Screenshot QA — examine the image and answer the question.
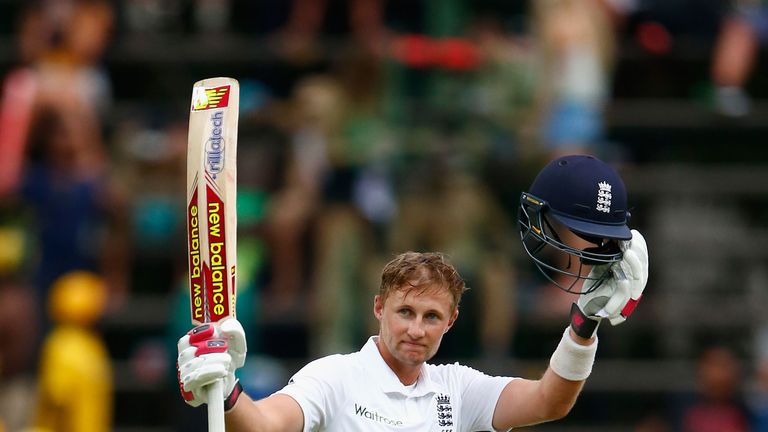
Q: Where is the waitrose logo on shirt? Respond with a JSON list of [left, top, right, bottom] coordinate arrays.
[[354, 404, 404, 426]]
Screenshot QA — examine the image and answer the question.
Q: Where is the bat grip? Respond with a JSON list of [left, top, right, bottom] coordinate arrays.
[[207, 379, 226, 432]]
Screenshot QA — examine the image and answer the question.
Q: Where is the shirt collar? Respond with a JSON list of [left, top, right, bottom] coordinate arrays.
[[360, 336, 441, 397]]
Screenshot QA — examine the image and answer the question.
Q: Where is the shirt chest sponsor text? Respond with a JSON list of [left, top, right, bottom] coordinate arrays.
[[350, 393, 455, 431], [354, 404, 404, 427]]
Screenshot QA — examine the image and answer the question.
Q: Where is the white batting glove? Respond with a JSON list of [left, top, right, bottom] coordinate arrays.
[[578, 229, 649, 326], [177, 317, 247, 407]]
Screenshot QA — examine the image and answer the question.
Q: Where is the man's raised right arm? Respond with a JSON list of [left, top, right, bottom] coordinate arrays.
[[176, 318, 304, 432], [225, 392, 304, 432]]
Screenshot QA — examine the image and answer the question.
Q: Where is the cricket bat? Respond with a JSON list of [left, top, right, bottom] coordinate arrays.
[[186, 77, 239, 431]]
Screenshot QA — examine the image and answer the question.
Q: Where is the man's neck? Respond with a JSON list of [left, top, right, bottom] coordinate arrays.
[[374, 337, 421, 386]]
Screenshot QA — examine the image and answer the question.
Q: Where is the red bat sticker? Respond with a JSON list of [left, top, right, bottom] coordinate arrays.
[[192, 85, 231, 111]]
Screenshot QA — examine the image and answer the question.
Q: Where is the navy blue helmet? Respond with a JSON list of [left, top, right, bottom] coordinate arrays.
[[518, 155, 631, 293]]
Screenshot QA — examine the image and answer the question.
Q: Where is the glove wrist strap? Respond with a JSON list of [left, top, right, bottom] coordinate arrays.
[[570, 303, 600, 339], [224, 380, 243, 412]]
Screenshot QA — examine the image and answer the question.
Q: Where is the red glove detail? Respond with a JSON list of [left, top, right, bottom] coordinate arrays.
[[177, 362, 195, 402], [188, 323, 215, 342], [187, 324, 228, 356], [620, 295, 642, 318]]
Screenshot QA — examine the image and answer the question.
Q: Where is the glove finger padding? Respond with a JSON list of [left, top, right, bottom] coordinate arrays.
[[179, 353, 233, 403], [599, 276, 631, 319], [621, 249, 645, 294], [607, 230, 649, 325], [621, 229, 649, 288], [180, 354, 230, 383], [218, 318, 247, 368]]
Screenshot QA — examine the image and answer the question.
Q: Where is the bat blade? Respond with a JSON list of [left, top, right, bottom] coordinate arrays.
[[186, 77, 239, 326]]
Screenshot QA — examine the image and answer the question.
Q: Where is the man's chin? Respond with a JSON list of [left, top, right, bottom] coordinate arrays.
[[398, 348, 434, 365], [398, 354, 426, 366]]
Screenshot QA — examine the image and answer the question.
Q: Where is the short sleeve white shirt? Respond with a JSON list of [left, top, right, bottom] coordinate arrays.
[[276, 336, 515, 432]]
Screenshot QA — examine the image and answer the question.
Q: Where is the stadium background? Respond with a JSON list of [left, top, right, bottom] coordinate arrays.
[[1, 0, 768, 431]]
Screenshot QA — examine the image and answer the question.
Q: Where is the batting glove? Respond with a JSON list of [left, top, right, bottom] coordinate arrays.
[[571, 229, 649, 338], [177, 317, 247, 408]]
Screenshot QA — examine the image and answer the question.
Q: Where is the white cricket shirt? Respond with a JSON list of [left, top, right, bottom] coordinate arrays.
[[276, 336, 515, 432]]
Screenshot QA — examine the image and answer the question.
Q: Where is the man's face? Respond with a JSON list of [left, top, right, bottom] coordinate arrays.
[[374, 285, 458, 369]]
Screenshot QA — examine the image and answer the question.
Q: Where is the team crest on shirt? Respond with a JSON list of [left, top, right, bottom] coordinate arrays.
[[435, 393, 453, 431]]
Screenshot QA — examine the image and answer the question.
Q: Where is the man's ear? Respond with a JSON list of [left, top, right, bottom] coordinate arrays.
[[374, 295, 383, 319], [445, 308, 459, 333]]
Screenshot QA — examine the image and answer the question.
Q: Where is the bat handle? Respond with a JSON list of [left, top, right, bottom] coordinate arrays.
[[207, 379, 226, 432]]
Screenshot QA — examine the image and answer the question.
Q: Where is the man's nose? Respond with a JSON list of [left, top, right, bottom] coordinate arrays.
[[407, 318, 426, 338]]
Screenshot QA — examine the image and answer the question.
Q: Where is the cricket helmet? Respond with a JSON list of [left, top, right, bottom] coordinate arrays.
[[518, 155, 631, 293]]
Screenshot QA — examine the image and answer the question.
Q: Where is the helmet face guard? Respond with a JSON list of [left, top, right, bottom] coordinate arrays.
[[518, 192, 623, 294]]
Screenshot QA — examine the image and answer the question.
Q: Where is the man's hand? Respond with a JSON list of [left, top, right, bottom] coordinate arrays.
[[580, 229, 649, 322], [571, 229, 649, 337], [177, 317, 247, 407]]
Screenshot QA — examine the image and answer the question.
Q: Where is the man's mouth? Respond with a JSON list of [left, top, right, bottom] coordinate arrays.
[[401, 341, 425, 349]]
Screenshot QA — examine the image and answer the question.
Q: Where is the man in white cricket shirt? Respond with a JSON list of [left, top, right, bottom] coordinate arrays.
[[177, 155, 649, 431]]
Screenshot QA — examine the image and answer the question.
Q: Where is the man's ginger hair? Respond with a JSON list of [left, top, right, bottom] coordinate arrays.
[[379, 252, 468, 312]]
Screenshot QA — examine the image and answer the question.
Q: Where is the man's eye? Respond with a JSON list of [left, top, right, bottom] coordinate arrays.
[[398, 309, 411, 316], [426, 313, 439, 320]]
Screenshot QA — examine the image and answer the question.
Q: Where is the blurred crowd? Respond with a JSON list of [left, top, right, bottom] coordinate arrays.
[[0, 0, 767, 431]]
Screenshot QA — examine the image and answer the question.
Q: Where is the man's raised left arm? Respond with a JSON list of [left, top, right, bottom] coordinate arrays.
[[491, 229, 649, 430]]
